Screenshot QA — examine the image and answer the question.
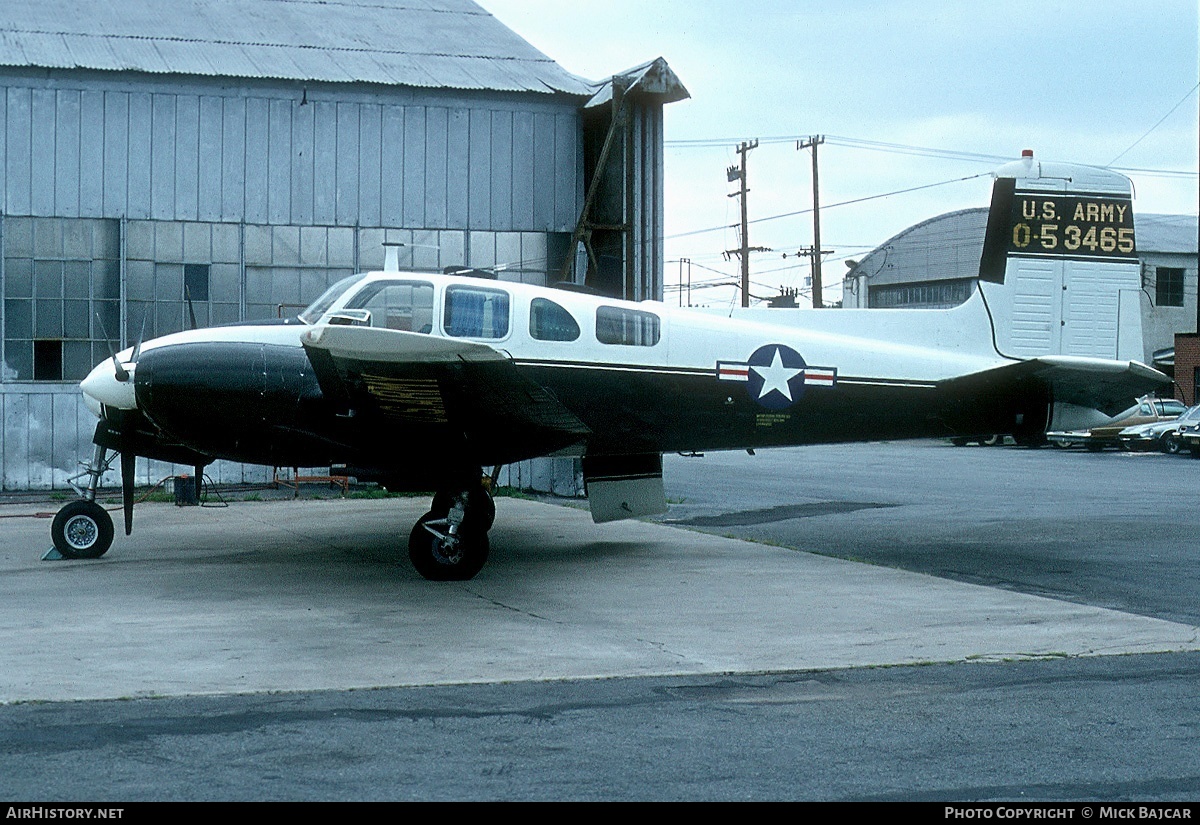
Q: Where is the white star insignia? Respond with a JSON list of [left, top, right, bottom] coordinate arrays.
[[751, 347, 804, 402]]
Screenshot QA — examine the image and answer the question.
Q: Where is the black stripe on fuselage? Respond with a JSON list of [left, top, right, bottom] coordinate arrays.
[[131, 340, 1019, 474]]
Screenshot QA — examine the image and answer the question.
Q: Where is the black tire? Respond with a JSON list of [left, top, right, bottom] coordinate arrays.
[[1162, 434, 1183, 455], [51, 500, 114, 559], [408, 512, 489, 581], [949, 437, 970, 447]]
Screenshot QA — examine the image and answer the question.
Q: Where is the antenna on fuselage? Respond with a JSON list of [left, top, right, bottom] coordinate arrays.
[[382, 242, 403, 272]]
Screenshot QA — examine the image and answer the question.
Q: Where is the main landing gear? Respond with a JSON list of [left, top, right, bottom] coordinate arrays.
[[408, 479, 496, 581], [51, 444, 117, 559]]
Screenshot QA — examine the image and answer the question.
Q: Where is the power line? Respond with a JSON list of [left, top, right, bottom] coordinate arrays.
[[1109, 83, 1200, 166], [665, 172, 991, 240], [664, 133, 1196, 178]]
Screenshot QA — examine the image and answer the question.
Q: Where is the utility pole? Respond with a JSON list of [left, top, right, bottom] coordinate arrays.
[[797, 135, 825, 308], [728, 141, 754, 307], [678, 257, 692, 307], [727, 140, 760, 307]]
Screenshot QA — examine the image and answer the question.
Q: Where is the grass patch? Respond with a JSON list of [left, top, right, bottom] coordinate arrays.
[[491, 486, 535, 500]]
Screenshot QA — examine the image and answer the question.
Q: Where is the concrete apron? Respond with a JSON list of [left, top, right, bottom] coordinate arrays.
[[1, 497, 1197, 703]]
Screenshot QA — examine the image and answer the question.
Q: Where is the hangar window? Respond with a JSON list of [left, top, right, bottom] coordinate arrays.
[[33, 340, 63, 381], [184, 264, 210, 302], [596, 306, 660, 347], [1156, 267, 1184, 308], [530, 298, 580, 342], [2, 217, 119, 381], [444, 286, 510, 339]]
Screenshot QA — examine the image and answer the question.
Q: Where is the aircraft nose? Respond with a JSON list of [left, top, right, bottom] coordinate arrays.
[[80, 356, 138, 416]]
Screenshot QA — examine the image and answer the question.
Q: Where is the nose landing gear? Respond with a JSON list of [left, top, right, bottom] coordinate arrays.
[[51, 444, 117, 559]]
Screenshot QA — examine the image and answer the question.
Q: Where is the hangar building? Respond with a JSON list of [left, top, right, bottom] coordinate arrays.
[[842, 206, 1198, 371], [0, 0, 686, 491]]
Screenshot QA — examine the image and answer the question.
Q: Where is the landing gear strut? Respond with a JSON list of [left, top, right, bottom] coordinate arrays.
[[408, 480, 494, 581], [52, 444, 116, 559]]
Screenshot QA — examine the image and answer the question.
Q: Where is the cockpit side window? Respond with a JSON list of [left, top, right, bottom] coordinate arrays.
[[530, 298, 580, 342], [347, 281, 435, 333], [299, 273, 368, 324], [445, 285, 510, 339]]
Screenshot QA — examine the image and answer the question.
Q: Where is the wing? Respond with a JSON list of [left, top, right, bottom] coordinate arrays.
[[301, 324, 590, 464]]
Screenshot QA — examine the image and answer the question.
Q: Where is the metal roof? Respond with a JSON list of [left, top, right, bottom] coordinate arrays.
[[1138, 213, 1199, 255], [0, 0, 595, 95], [584, 58, 690, 109]]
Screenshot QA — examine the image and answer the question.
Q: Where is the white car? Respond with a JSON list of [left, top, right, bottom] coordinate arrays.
[[1117, 404, 1200, 454]]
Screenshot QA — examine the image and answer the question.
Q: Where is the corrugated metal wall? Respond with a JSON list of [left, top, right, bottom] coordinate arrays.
[[1, 72, 582, 231], [629, 103, 664, 303], [0, 69, 586, 491]]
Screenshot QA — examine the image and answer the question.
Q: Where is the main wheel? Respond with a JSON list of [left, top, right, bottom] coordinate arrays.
[[408, 512, 489, 581], [1162, 434, 1183, 455], [51, 500, 114, 559]]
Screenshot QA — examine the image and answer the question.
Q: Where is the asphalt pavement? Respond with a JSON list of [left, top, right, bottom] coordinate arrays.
[[1, 459, 1197, 704]]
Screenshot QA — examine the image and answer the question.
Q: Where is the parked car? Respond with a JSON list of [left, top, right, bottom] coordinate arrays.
[[1177, 419, 1200, 457], [1047, 396, 1188, 450], [1117, 404, 1200, 453]]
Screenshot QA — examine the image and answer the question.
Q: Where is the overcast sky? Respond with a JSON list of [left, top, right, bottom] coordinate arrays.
[[483, 0, 1199, 306]]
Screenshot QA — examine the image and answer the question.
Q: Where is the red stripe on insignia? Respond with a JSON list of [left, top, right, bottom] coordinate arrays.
[[717, 363, 750, 381]]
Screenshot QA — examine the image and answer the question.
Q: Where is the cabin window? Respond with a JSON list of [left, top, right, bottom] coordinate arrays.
[[444, 286, 510, 339], [596, 306, 660, 347], [530, 298, 580, 342], [348, 281, 435, 333]]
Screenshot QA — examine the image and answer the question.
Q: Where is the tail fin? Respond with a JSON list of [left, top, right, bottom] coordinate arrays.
[[976, 152, 1142, 362]]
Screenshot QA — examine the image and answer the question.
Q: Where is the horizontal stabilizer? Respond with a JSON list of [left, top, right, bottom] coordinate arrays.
[[944, 355, 1171, 419]]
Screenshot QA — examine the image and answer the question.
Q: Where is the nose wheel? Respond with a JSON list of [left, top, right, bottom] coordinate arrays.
[[408, 483, 493, 581], [50, 500, 115, 560]]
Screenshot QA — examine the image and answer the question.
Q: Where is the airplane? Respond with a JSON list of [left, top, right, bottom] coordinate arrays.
[[53, 159, 1171, 580]]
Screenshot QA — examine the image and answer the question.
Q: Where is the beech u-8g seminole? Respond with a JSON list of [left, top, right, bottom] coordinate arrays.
[[55, 155, 1170, 579]]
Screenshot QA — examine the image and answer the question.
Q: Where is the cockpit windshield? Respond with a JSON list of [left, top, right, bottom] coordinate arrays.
[[299, 274, 368, 324]]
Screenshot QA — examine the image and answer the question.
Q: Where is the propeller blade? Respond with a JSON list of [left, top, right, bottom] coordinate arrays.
[[130, 315, 145, 366], [95, 312, 130, 382], [185, 285, 198, 331], [121, 451, 136, 536]]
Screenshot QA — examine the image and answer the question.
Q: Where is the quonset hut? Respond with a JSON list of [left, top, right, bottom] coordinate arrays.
[[0, 0, 687, 491]]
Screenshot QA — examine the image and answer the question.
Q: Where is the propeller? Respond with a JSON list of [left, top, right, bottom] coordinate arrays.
[[95, 312, 129, 382], [121, 450, 136, 536], [185, 285, 198, 331], [121, 316, 146, 383]]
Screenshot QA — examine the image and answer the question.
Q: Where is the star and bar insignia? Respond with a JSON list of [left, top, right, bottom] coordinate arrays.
[[716, 344, 837, 410]]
